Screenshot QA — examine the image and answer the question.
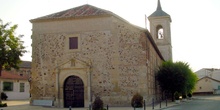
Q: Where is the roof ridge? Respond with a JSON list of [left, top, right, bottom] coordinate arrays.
[[199, 76, 220, 82]]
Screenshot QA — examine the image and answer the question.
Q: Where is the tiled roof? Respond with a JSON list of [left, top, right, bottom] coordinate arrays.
[[19, 61, 31, 68], [149, 9, 170, 17], [30, 4, 114, 22], [0, 71, 29, 80], [198, 76, 220, 83], [148, 0, 171, 21]]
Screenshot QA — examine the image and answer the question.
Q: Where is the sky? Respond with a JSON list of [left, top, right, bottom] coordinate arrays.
[[0, 0, 220, 71]]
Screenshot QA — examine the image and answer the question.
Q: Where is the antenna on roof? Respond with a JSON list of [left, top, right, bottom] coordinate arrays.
[[145, 14, 147, 29]]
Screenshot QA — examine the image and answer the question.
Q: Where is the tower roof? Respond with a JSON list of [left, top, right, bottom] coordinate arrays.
[[149, 0, 171, 19]]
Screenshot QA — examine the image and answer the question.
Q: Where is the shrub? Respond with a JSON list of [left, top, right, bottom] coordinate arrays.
[[92, 96, 104, 110], [182, 94, 187, 99], [187, 93, 192, 98], [131, 93, 143, 108], [1, 92, 8, 100], [0, 103, 7, 107], [174, 92, 179, 100]]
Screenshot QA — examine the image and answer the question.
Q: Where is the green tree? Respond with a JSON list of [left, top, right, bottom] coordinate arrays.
[[175, 62, 198, 95], [156, 61, 197, 101], [0, 19, 26, 103], [185, 69, 198, 94]]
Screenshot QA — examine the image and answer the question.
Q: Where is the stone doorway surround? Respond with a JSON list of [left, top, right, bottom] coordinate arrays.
[[54, 58, 92, 108]]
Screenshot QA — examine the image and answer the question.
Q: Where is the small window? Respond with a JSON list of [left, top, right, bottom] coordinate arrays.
[[69, 37, 78, 49], [218, 86, 220, 90], [3, 82, 13, 91], [20, 83, 25, 92]]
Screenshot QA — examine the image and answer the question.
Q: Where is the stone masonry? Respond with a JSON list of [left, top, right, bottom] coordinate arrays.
[[30, 4, 164, 107]]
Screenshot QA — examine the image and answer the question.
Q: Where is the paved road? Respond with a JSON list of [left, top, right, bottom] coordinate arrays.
[[163, 95, 220, 110], [7, 95, 220, 110], [0, 99, 177, 110]]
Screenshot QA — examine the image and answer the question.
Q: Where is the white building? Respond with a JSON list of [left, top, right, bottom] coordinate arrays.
[[0, 71, 30, 100], [195, 68, 219, 78], [0, 61, 31, 100], [194, 68, 220, 94]]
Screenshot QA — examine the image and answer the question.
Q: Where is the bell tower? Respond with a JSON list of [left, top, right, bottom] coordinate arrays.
[[148, 0, 172, 61]]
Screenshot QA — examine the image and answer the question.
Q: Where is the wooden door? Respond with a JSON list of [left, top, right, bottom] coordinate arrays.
[[64, 76, 84, 108]]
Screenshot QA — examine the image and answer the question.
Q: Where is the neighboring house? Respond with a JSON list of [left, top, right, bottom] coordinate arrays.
[[194, 68, 220, 94], [194, 76, 220, 94], [17, 61, 32, 78], [30, 0, 172, 108], [195, 68, 219, 79], [0, 61, 31, 100]]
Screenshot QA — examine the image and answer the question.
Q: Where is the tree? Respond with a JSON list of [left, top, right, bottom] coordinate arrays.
[[0, 19, 26, 103], [175, 62, 198, 95], [185, 69, 198, 94], [156, 61, 198, 101]]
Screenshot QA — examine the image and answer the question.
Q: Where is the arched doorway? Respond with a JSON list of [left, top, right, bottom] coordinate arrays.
[[63, 75, 84, 108]]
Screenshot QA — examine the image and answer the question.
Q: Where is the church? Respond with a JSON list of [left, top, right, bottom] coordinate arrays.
[[30, 0, 172, 108]]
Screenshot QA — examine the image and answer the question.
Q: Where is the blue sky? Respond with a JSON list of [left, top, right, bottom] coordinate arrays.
[[0, 0, 220, 71]]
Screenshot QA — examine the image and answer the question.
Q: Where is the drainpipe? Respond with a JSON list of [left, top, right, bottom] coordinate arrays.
[[57, 68, 60, 107], [55, 60, 61, 107], [89, 62, 92, 107]]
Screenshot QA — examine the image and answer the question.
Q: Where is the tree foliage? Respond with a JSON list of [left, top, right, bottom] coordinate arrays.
[[0, 19, 26, 76], [156, 61, 198, 101]]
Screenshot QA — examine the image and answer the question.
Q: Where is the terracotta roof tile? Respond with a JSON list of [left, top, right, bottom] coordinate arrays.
[[30, 4, 114, 22], [0, 71, 29, 80]]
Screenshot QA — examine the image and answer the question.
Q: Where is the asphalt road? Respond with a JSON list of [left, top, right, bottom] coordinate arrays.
[[163, 95, 220, 110]]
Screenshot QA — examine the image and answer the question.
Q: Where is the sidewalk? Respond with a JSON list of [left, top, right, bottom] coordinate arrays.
[[0, 99, 178, 110]]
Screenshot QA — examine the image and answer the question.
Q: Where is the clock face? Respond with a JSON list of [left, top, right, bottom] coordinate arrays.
[[157, 28, 164, 39]]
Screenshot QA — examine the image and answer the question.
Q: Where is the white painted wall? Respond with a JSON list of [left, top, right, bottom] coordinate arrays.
[[195, 77, 213, 93], [0, 80, 30, 100], [211, 80, 220, 94], [194, 77, 220, 94]]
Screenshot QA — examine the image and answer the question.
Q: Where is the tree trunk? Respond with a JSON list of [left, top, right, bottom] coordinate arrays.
[[0, 65, 2, 76]]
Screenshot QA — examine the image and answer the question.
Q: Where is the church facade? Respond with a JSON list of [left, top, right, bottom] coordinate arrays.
[[30, 0, 172, 108]]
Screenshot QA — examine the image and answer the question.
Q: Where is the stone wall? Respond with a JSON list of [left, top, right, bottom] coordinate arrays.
[[31, 16, 163, 107]]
